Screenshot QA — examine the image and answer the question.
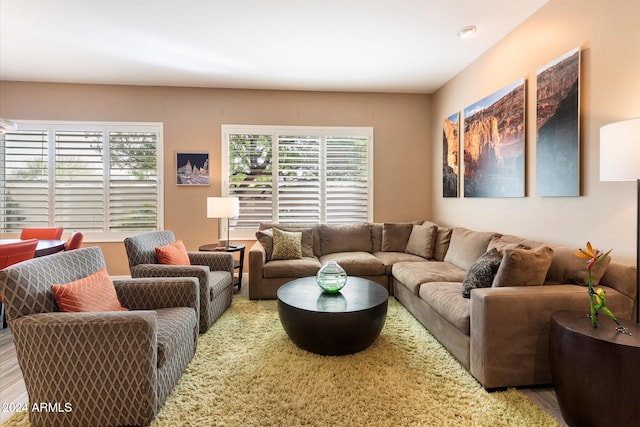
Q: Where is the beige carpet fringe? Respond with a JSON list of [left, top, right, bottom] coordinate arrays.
[[3, 297, 560, 427]]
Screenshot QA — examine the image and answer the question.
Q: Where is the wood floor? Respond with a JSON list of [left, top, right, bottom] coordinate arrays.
[[0, 280, 568, 425]]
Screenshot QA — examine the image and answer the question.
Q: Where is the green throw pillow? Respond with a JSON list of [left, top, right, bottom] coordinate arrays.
[[271, 228, 303, 260]]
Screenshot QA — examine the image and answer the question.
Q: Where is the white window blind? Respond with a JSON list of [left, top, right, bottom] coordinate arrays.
[[223, 125, 373, 239], [228, 133, 273, 230], [0, 121, 163, 241]]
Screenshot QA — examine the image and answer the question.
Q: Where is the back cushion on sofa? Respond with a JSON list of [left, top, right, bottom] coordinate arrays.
[[405, 221, 438, 259], [256, 228, 314, 260], [259, 223, 319, 256], [492, 246, 554, 287], [382, 222, 416, 252], [443, 227, 497, 271], [320, 223, 372, 255], [545, 246, 611, 286], [433, 227, 452, 261]]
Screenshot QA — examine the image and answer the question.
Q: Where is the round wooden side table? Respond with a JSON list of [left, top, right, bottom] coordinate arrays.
[[549, 310, 640, 427]]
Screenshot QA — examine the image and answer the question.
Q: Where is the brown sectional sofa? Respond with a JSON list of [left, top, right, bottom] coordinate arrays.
[[249, 221, 636, 389]]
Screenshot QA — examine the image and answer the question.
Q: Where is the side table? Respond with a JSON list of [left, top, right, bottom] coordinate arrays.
[[549, 310, 640, 427], [199, 243, 245, 290]]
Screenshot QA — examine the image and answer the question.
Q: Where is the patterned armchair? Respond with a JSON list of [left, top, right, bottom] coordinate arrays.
[[0, 246, 200, 427], [124, 230, 234, 333]]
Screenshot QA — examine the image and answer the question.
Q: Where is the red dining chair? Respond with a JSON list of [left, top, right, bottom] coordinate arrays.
[[20, 227, 64, 240], [65, 231, 84, 251], [0, 238, 38, 328]]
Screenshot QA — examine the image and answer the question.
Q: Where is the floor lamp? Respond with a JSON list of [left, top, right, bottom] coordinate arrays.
[[600, 117, 640, 323], [207, 197, 240, 250]]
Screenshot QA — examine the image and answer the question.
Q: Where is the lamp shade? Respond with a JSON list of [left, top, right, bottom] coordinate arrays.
[[207, 197, 240, 218], [600, 118, 640, 181]]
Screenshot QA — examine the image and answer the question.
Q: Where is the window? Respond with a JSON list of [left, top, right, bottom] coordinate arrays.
[[222, 125, 373, 239], [0, 121, 163, 241]]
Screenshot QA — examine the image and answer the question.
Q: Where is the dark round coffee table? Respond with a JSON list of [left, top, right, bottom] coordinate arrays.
[[277, 276, 388, 356]]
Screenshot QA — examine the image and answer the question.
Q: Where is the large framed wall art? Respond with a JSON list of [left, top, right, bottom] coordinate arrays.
[[442, 112, 460, 197], [463, 78, 526, 197], [536, 47, 580, 197], [176, 151, 210, 186]]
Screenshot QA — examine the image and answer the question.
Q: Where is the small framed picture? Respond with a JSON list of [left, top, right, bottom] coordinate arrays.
[[176, 152, 210, 186]]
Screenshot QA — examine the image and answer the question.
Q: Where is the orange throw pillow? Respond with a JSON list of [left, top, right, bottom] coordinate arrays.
[[155, 239, 191, 265], [51, 269, 128, 312]]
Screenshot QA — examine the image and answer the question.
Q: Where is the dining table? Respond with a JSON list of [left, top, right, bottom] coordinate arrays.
[[0, 239, 66, 257]]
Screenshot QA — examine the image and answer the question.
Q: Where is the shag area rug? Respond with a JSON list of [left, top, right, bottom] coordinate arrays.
[[4, 297, 560, 427]]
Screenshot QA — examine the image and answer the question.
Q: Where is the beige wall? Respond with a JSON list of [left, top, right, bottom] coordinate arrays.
[[431, 0, 640, 263], [0, 83, 431, 274]]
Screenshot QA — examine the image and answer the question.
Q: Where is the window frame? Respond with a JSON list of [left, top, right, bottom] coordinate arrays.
[[1, 120, 164, 242], [222, 124, 374, 240]]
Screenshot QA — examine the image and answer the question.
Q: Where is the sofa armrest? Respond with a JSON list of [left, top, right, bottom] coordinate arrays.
[[188, 251, 234, 276], [470, 284, 589, 388], [249, 241, 266, 299], [470, 283, 635, 389], [11, 311, 158, 425], [114, 277, 199, 312]]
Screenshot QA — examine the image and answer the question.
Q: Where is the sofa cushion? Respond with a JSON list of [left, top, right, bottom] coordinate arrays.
[[370, 223, 383, 252], [263, 257, 322, 278], [319, 252, 385, 276], [51, 269, 128, 312], [271, 228, 303, 260], [462, 248, 502, 298], [546, 246, 611, 286], [444, 227, 497, 271], [392, 261, 466, 294], [320, 223, 372, 255], [490, 233, 548, 250], [419, 282, 470, 335], [487, 236, 530, 253], [155, 240, 191, 265], [260, 223, 321, 256], [374, 252, 427, 274], [493, 246, 554, 287], [382, 223, 414, 252], [257, 227, 314, 260], [433, 227, 452, 261], [405, 222, 438, 259]]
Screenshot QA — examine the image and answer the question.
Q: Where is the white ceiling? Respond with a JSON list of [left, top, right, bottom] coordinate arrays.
[[0, 0, 548, 94]]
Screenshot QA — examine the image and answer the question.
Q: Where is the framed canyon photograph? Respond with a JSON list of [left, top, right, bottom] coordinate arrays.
[[176, 152, 210, 186], [463, 79, 526, 198], [443, 112, 460, 197], [536, 47, 580, 197]]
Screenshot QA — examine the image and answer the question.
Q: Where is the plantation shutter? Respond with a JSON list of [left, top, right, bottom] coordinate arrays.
[[277, 134, 321, 223], [0, 121, 162, 238], [325, 135, 369, 224], [109, 131, 159, 232], [228, 134, 274, 231], [54, 130, 105, 231], [224, 125, 372, 237], [0, 130, 49, 230]]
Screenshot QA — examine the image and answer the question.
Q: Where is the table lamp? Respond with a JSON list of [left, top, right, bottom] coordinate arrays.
[[600, 117, 640, 322], [207, 197, 240, 250]]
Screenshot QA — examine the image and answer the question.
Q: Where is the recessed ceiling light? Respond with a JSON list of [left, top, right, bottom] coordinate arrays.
[[458, 26, 477, 39]]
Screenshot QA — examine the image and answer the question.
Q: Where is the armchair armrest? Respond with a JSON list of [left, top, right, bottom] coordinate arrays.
[[188, 251, 234, 276], [130, 263, 210, 284], [11, 311, 158, 426], [114, 277, 199, 312]]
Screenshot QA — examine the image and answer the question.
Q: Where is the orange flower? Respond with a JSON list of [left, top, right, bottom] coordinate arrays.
[[575, 242, 610, 269]]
